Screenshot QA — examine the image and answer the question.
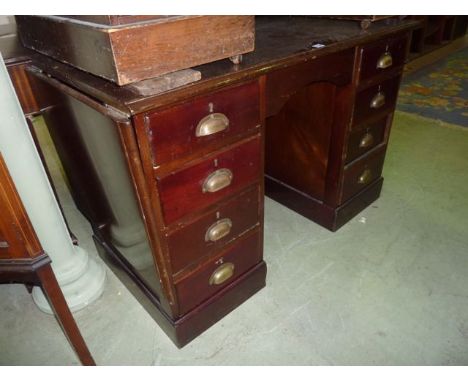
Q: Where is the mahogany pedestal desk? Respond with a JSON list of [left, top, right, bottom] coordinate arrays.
[[21, 16, 417, 347], [0, 154, 95, 365]]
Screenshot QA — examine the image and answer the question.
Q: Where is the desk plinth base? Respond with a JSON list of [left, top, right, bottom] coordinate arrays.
[[93, 232, 266, 348], [265, 175, 384, 232]]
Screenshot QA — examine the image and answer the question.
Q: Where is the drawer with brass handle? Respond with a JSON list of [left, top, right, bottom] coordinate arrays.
[[144, 80, 260, 165], [340, 145, 386, 203], [359, 34, 409, 82], [353, 75, 401, 127], [175, 230, 262, 316], [167, 186, 260, 275], [345, 117, 387, 163], [157, 135, 261, 225]]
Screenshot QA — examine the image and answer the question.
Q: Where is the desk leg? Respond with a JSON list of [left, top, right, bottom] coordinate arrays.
[[37, 264, 96, 366]]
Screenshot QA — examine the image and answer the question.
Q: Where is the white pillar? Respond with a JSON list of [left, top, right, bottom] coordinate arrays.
[[0, 53, 106, 313]]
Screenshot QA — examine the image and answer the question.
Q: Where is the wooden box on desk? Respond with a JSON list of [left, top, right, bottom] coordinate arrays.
[[15, 15, 255, 85]]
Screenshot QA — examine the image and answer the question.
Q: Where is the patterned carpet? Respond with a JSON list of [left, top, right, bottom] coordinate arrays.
[[397, 47, 468, 127]]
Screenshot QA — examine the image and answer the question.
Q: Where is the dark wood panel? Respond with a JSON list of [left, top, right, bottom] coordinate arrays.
[[6, 62, 39, 115], [175, 230, 262, 316], [6, 59, 62, 116], [157, 136, 262, 225], [145, 81, 260, 165], [167, 185, 260, 276], [265, 49, 354, 116], [265, 82, 337, 201]]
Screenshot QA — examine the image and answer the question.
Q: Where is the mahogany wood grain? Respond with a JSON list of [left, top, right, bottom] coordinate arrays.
[[145, 81, 260, 165], [6, 61, 40, 115], [167, 185, 260, 276], [265, 82, 337, 201], [175, 229, 262, 316], [157, 135, 262, 225], [265, 49, 354, 116], [322, 79, 357, 207]]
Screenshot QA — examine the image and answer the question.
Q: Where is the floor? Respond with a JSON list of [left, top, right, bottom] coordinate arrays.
[[1, 51, 468, 366]]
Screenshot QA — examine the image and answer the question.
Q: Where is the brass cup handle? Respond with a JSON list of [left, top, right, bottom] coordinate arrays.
[[209, 262, 235, 285], [195, 113, 229, 137], [205, 218, 232, 242], [377, 52, 393, 69], [202, 168, 233, 193], [0, 240, 9, 249], [359, 133, 375, 149], [370, 92, 385, 109], [358, 168, 372, 185]]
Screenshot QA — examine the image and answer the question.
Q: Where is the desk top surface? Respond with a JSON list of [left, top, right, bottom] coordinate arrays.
[[26, 16, 419, 117]]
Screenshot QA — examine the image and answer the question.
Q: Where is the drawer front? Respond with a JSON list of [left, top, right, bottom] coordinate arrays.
[[145, 81, 260, 165], [167, 186, 260, 275], [353, 75, 401, 127], [157, 136, 262, 225], [359, 35, 408, 82], [345, 117, 387, 163], [175, 230, 262, 316], [341, 146, 386, 203]]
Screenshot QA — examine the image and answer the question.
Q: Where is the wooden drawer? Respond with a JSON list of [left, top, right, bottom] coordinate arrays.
[[359, 34, 408, 82], [167, 185, 260, 275], [157, 135, 262, 225], [353, 75, 401, 127], [345, 117, 387, 163], [341, 146, 386, 203], [175, 230, 262, 316], [145, 81, 260, 165]]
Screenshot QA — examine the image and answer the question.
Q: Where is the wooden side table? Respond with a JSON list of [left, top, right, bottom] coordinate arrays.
[[0, 153, 95, 366]]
